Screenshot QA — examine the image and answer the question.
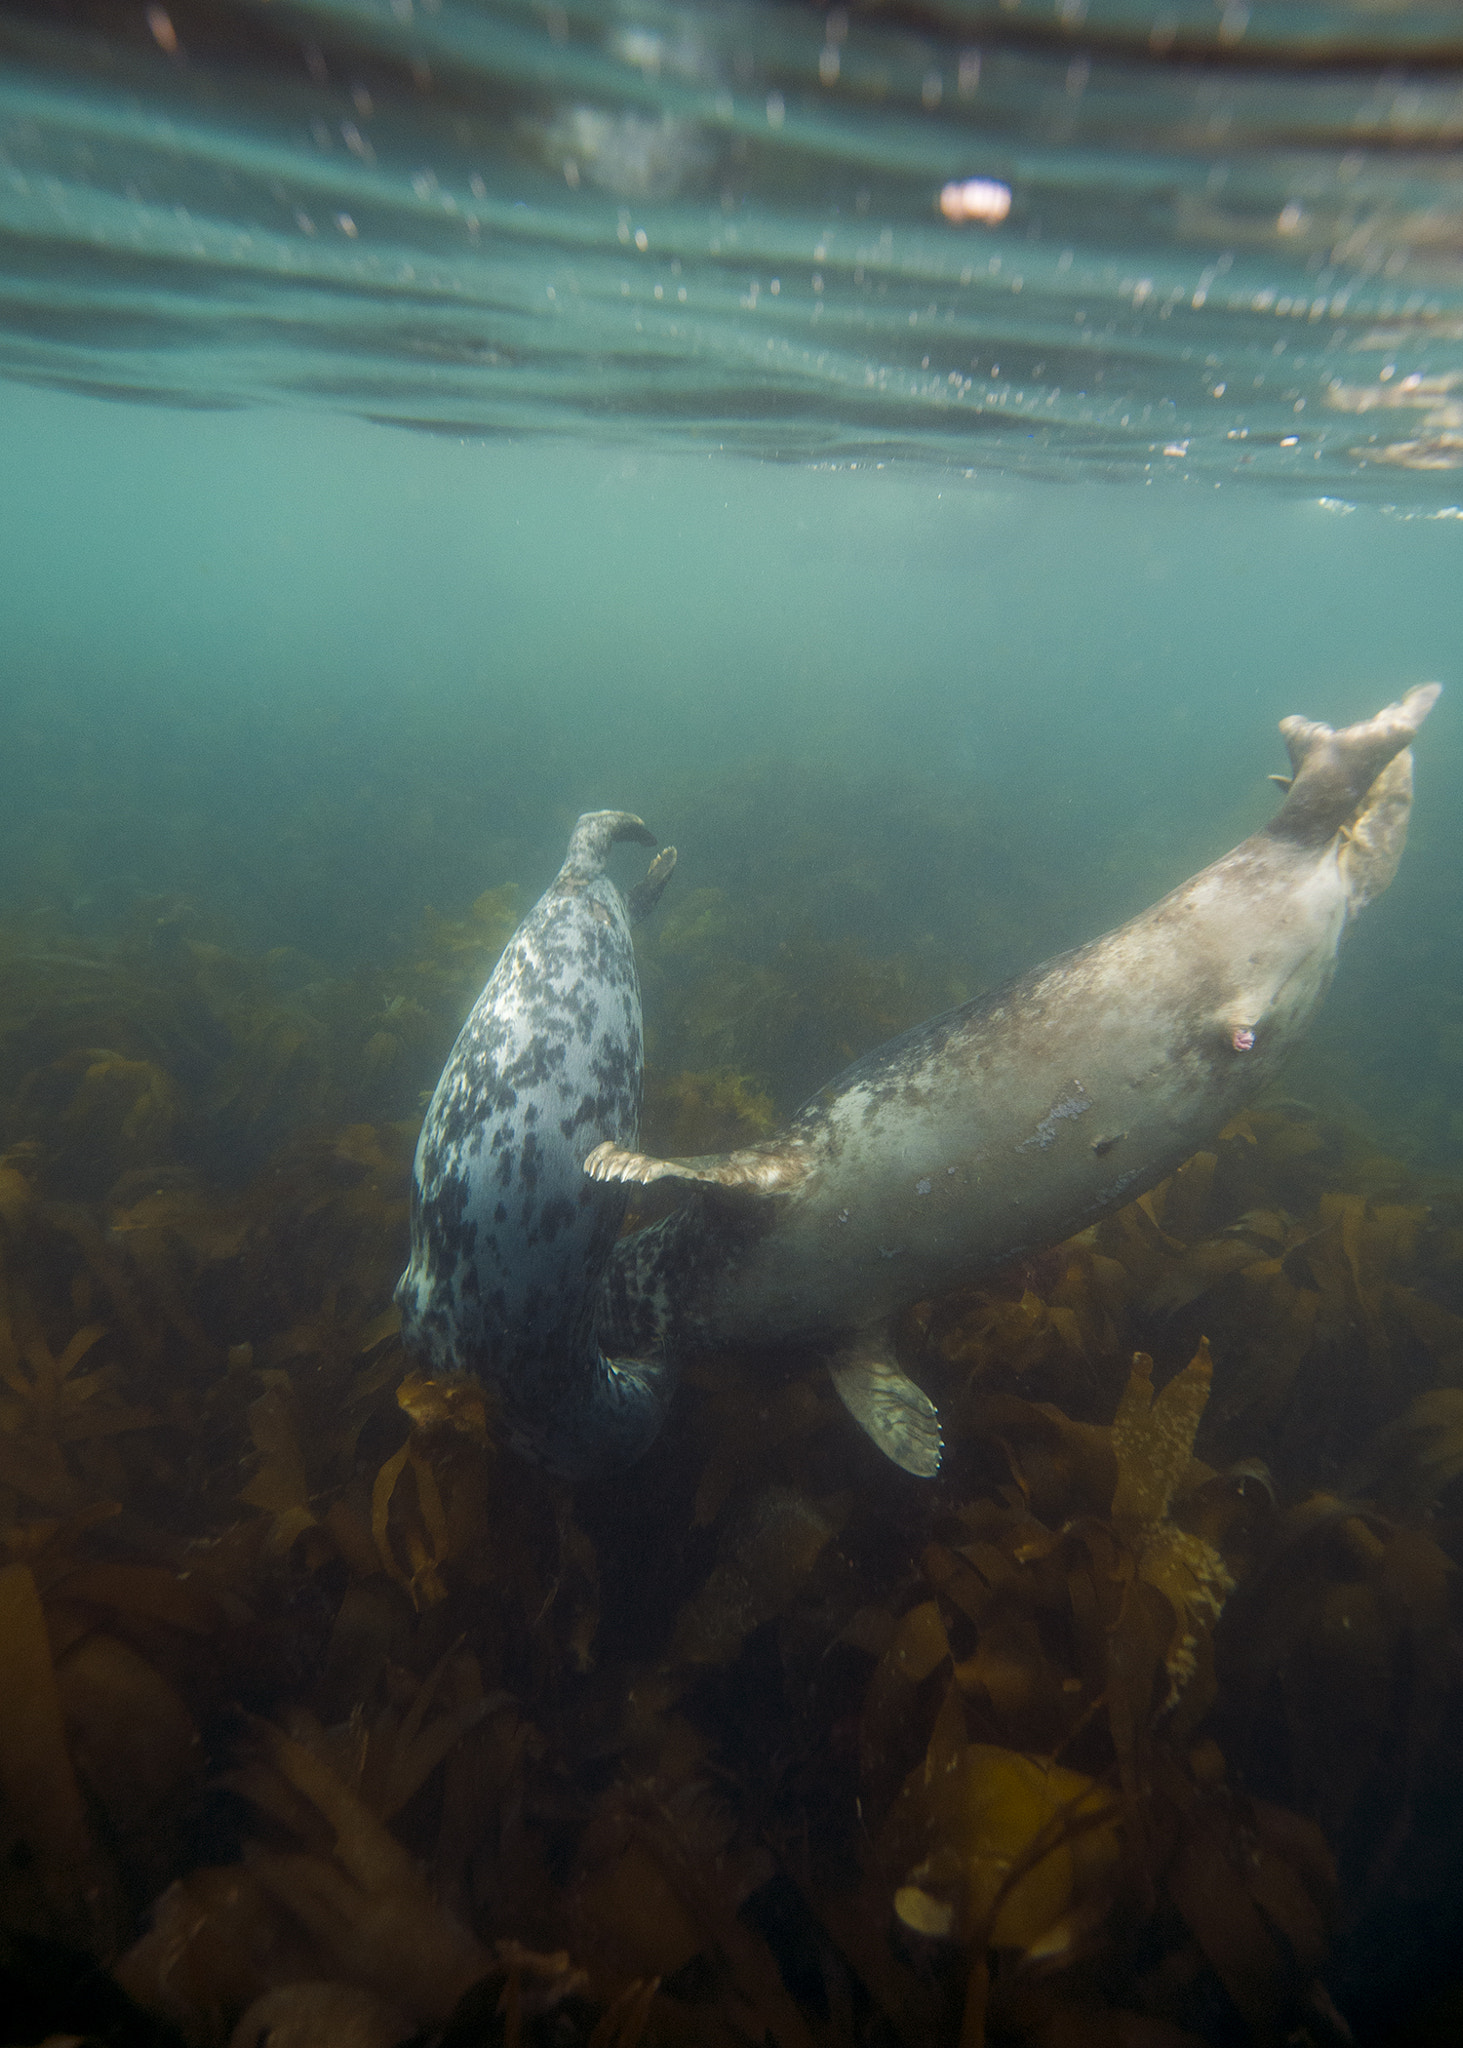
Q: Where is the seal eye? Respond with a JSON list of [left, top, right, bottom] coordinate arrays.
[[1232, 1027, 1256, 1052]]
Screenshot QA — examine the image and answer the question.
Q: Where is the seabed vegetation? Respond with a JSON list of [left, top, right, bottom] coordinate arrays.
[[0, 874, 1460, 2048]]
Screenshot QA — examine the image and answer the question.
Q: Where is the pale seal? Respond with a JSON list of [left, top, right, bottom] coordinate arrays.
[[395, 812, 676, 1475], [589, 686, 1441, 1478]]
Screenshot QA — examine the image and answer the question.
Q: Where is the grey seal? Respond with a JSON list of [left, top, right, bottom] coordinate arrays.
[[395, 811, 675, 1475], [589, 686, 1441, 1478]]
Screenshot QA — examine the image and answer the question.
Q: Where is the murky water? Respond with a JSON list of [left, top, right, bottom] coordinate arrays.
[[4, 0, 1463, 486]]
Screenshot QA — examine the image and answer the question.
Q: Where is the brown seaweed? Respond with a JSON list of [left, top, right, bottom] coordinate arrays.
[[0, 896, 1460, 2046]]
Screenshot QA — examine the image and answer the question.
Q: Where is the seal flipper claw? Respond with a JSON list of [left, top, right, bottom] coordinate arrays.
[[827, 1352, 942, 1477], [628, 845, 677, 926], [584, 1138, 812, 1194]]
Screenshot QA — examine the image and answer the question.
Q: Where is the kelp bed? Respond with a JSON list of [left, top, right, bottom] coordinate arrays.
[[1, 887, 1462, 2048]]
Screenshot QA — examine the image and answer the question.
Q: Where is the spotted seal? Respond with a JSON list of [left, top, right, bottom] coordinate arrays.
[[395, 811, 676, 1475], [589, 686, 1441, 1478]]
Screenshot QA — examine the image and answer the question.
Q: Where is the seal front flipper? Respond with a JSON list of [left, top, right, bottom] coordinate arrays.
[[627, 845, 677, 925], [584, 1137, 813, 1194], [827, 1351, 942, 1477]]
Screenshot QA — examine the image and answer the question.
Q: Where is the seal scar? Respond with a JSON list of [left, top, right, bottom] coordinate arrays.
[[1018, 1080, 1093, 1152]]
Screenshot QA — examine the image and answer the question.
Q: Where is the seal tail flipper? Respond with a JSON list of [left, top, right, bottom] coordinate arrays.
[[584, 1137, 812, 1194], [1337, 746, 1416, 912], [827, 1353, 943, 1477], [583, 1347, 677, 1469], [1267, 682, 1440, 846], [558, 810, 658, 885], [627, 845, 677, 925], [514, 1345, 676, 1478]]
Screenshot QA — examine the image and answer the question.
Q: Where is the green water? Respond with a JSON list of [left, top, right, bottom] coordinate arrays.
[[4, 380, 1459, 1141]]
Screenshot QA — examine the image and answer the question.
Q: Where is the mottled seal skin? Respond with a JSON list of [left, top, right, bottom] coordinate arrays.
[[590, 686, 1441, 1477], [396, 812, 675, 1475]]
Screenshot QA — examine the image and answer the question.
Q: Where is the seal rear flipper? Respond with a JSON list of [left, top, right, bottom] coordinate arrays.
[[512, 1344, 677, 1478], [588, 1346, 677, 1466], [627, 845, 677, 925], [1337, 746, 1419, 912], [584, 1137, 813, 1195], [827, 1352, 942, 1477], [1267, 682, 1440, 847]]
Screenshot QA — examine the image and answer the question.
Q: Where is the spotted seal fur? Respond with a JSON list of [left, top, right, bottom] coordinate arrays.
[[590, 686, 1441, 1478], [396, 811, 676, 1475]]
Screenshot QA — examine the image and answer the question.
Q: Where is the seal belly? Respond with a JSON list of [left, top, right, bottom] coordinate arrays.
[[611, 834, 1347, 1352], [752, 845, 1348, 1339]]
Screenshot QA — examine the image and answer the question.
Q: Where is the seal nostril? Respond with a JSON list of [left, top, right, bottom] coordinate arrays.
[[1232, 1027, 1256, 1052]]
